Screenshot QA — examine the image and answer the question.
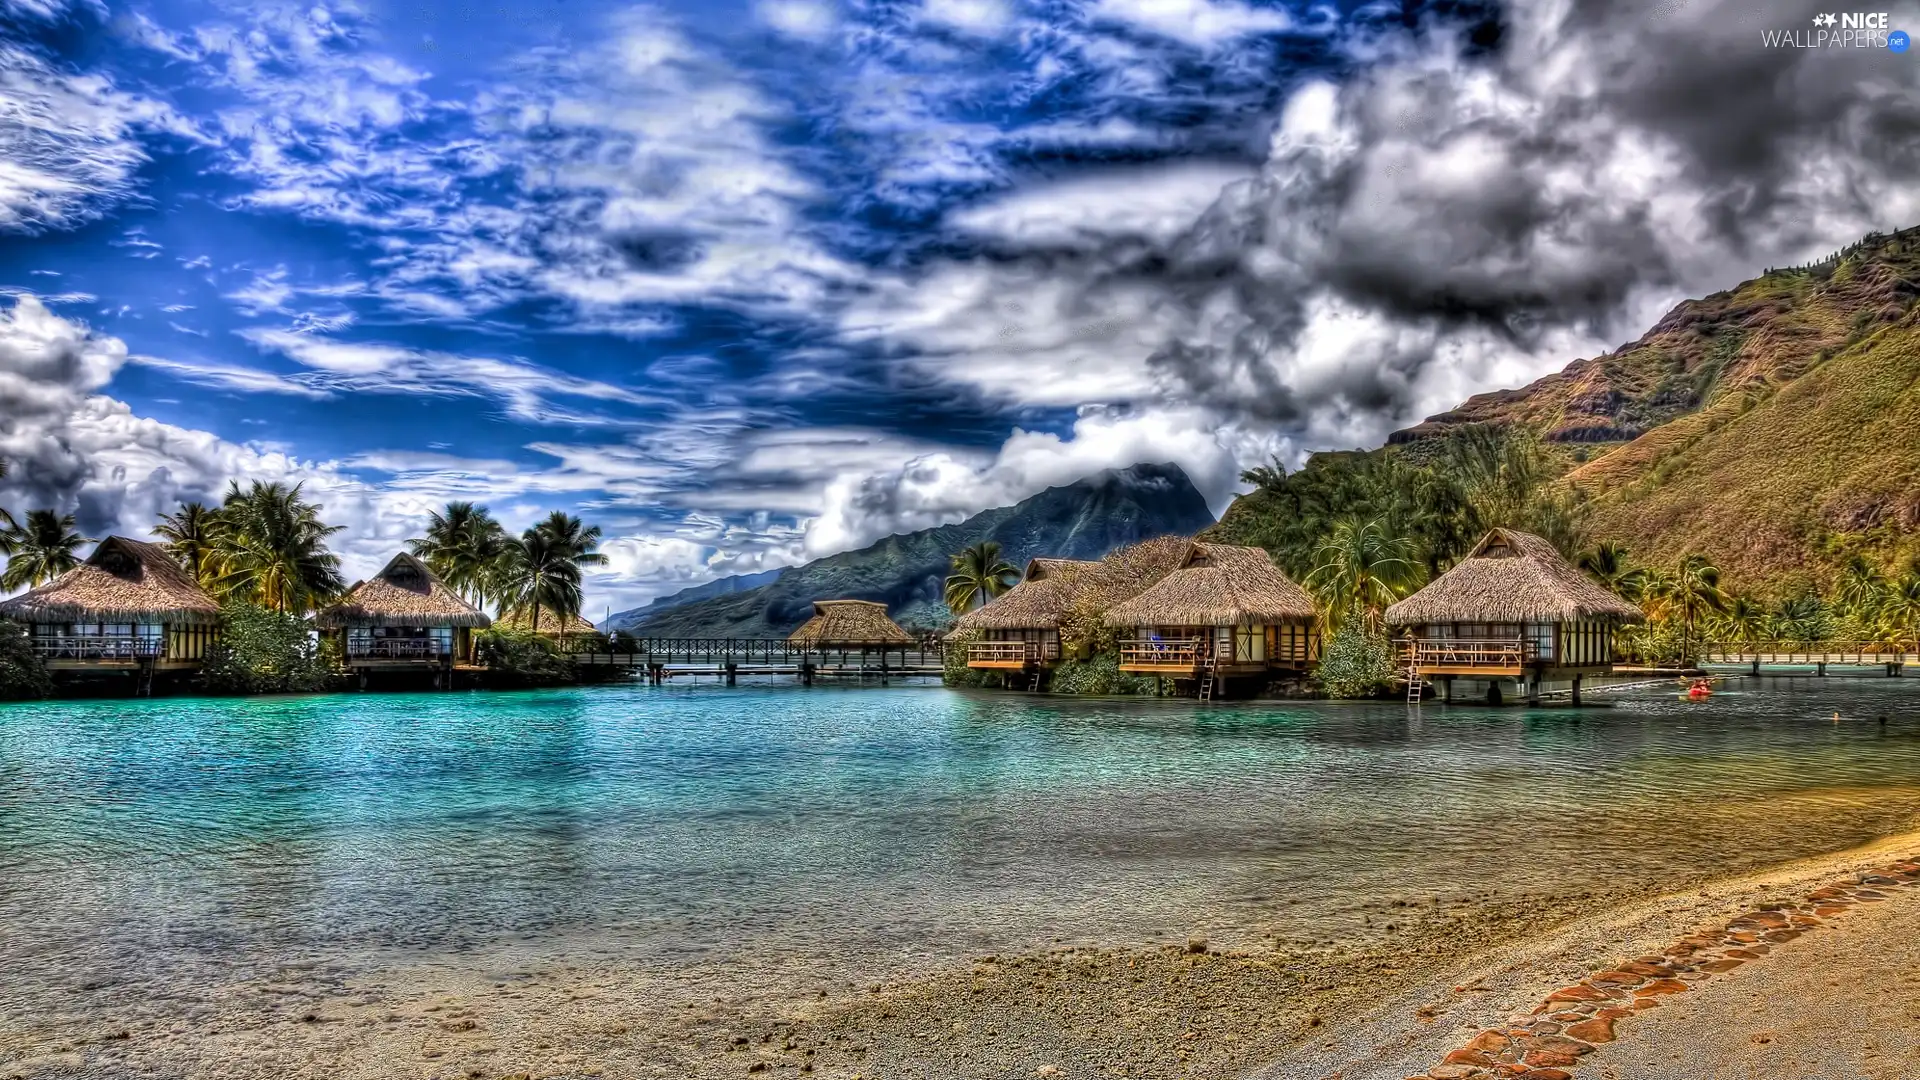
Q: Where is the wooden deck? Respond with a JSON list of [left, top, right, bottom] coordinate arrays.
[[965, 640, 1060, 670], [1400, 638, 1526, 677], [1117, 639, 1202, 673]]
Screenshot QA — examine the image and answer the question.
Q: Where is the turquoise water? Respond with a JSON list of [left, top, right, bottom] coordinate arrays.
[[4, 678, 1920, 1017]]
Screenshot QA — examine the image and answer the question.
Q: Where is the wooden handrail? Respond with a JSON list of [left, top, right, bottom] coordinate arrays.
[[1398, 638, 1527, 668], [31, 635, 164, 659]]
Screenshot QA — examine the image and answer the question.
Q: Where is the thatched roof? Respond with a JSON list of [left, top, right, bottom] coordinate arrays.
[[494, 608, 599, 636], [951, 558, 1099, 632], [315, 552, 492, 629], [1104, 542, 1316, 628], [0, 536, 219, 625], [787, 599, 914, 646], [1384, 528, 1645, 627]]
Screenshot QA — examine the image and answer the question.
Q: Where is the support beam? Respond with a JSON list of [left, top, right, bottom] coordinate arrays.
[[725, 662, 737, 687], [1570, 674, 1582, 707], [1526, 675, 1541, 708], [1443, 676, 1454, 704]]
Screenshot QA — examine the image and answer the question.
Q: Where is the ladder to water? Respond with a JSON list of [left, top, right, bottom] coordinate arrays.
[[1197, 655, 1217, 702], [1405, 660, 1423, 704]]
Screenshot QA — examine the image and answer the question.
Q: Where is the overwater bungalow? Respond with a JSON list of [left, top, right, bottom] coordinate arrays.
[[1384, 527, 1644, 704], [1104, 542, 1320, 694], [952, 557, 1099, 671], [316, 553, 490, 683], [0, 536, 219, 688], [786, 599, 915, 650]]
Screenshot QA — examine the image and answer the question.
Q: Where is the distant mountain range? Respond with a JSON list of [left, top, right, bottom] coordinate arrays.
[[607, 462, 1216, 638], [1385, 225, 1920, 590]]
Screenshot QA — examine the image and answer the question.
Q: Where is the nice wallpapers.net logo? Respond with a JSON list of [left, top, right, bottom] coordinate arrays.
[[1762, 11, 1910, 49]]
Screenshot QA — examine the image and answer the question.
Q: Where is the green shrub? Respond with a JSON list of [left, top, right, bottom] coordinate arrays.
[[475, 628, 577, 687], [1314, 624, 1398, 699], [202, 603, 332, 694], [0, 618, 52, 701], [1047, 653, 1158, 696]]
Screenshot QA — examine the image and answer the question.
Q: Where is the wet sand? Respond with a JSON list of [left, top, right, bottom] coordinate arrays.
[[5, 839, 1920, 1079]]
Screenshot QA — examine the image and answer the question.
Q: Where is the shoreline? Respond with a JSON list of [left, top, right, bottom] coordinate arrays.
[[8, 829, 1920, 1080]]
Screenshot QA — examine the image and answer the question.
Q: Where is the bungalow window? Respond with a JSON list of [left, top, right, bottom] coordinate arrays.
[[1235, 625, 1265, 662], [1526, 622, 1554, 661]]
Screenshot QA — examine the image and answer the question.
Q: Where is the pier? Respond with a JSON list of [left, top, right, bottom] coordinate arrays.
[[1699, 642, 1913, 677], [568, 638, 944, 685]]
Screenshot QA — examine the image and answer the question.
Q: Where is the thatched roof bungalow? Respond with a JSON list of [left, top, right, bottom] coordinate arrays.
[[0, 536, 219, 667], [952, 557, 1098, 669], [787, 599, 915, 649], [316, 553, 489, 667], [1105, 542, 1320, 676], [1385, 528, 1642, 692]]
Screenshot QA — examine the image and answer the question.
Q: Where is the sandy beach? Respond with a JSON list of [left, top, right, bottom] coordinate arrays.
[[2, 827, 1917, 1080]]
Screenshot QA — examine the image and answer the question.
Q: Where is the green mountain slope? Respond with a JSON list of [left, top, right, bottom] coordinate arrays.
[[611, 462, 1216, 638], [1384, 226, 1920, 591]]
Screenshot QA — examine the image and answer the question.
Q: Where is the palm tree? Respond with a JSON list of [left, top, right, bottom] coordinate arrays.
[[407, 502, 509, 607], [154, 502, 224, 589], [1712, 594, 1770, 651], [211, 481, 345, 613], [1578, 540, 1647, 603], [1239, 454, 1288, 493], [495, 512, 609, 631], [1834, 554, 1886, 624], [1770, 593, 1832, 648], [0, 510, 92, 590], [1303, 517, 1420, 631], [1879, 572, 1920, 653], [1648, 553, 1726, 661], [944, 541, 1020, 616]]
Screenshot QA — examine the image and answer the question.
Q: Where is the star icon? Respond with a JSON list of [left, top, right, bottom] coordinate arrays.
[[1821, 12, 1838, 26]]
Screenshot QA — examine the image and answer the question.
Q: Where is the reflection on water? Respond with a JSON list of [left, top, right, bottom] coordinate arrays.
[[2, 677, 1919, 1015]]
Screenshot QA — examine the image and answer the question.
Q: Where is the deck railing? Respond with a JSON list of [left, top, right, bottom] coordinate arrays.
[[1119, 639, 1205, 667], [967, 641, 1035, 665], [348, 639, 450, 659], [1699, 642, 1910, 663], [31, 635, 164, 661], [1399, 638, 1527, 670]]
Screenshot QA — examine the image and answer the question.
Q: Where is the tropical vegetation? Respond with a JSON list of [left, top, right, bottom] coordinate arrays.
[[0, 617, 53, 701], [200, 603, 336, 695], [944, 541, 1020, 615]]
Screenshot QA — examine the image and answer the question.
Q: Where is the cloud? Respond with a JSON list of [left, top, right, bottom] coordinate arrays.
[[844, 0, 1920, 460], [756, 0, 838, 40], [1088, 0, 1292, 46], [235, 329, 664, 423], [0, 44, 187, 233], [0, 295, 393, 579]]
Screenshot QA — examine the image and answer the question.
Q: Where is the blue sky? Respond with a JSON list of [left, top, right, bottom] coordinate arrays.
[[2, 0, 1915, 613]]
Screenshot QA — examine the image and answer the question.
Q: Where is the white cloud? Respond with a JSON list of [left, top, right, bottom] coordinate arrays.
[[1089, 0, 1292, 46], [949, 161, 1255, 246], [0, 44, 188, 232], [756, 0, 839, 40], [919, 0, 1014, 36]]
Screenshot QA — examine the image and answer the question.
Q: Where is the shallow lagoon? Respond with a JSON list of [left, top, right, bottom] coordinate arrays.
[[4, 677, 1920, 1023]]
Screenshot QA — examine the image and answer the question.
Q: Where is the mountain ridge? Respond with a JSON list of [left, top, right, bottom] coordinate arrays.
[[1382, 225, 1920, 590], [610, 462, 1217, 637]]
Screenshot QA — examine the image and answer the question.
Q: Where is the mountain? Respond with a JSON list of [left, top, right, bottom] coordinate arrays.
[[602, 567, 786, 628], [1387, 226, 1920, 590], [609, 462, 1217, 638]]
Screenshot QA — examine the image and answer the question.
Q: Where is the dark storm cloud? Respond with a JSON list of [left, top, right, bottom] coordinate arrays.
[[1111, 0, 1920, 430]]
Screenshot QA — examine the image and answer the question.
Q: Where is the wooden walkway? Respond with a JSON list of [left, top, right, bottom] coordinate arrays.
[[1699, 642, 1912, 676], [568, 639, 944, 685]]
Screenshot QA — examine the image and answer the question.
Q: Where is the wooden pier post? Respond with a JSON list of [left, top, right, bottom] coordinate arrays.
[[1751, 657, 1760, 676], [801, 660, 814, 687], [1817, 661, 1827, 676], [1443, 676, 1454, 704], [1526, 675, 1542, 707], [725, 662, 737, 687], [1570, 674, 1582, 706]]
